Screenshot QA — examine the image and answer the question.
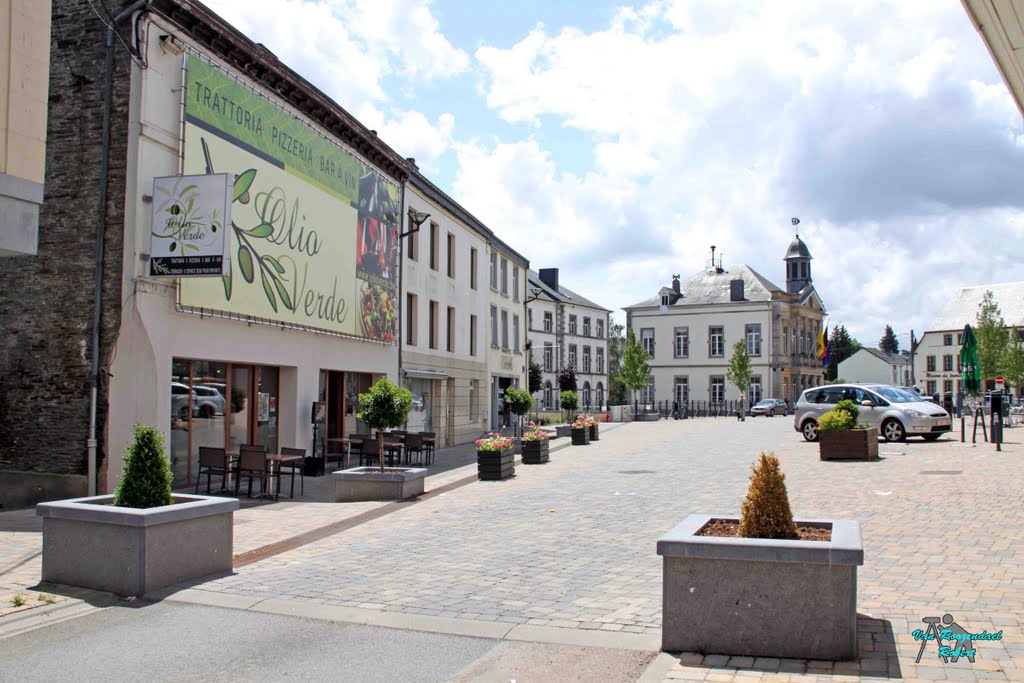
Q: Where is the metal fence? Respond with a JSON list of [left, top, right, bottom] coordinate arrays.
[[606, 399, 793, 419]]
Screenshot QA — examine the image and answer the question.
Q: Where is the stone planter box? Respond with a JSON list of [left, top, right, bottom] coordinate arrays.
[[36, 494, 239, 597], [555, 425, 572, 438], [332, 466, 428, 501], [657, 514, 863, 660], [588, 423, 600, 441], [477, 449, 515, 480], [521, 439, 550, 464], [819, 427, 878, 461], [571, 427, 591, 445], [636, 413, 661, 422]]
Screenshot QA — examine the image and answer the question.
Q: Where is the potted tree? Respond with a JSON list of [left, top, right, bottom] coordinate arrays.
[[657, 452, 863, 659], [620, 328, 651, 420], [521, 422, 552, 464], [818, 399, 878, 461], [504, 385, 534, 441], [333, 377, 427, 501], [726, 339, 751, 421], [571, 414, 591, 445], [475, 433, 515, 480], [556, 390, 578, 438], [36, 424, 238, 596]]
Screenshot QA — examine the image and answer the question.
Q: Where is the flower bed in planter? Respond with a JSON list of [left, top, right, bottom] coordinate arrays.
[[36, 494, 239, 597], [571, 427, 590, 445], [521, 439, 550, 464], [819, 427, 878, 461], [657, 514, 863, 659], [475, 434, 515, 480], [332, 466, 428, 501]]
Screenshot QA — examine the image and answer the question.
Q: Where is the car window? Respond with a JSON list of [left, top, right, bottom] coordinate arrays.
[[822, 387, 845, 404], [172, 385, 189, 395]]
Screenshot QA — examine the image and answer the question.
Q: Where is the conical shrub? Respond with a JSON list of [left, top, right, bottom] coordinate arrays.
[[738, 451, 798, 539], [113, 424, 174, 508]]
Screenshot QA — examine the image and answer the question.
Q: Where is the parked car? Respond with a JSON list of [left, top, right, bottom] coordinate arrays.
[[794, 383, 951, 443], [749, 398, 788, 417], [193, 385, 226, 417], [171, 381, 196, 420]]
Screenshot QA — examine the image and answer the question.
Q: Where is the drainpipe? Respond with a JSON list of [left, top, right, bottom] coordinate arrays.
[[88, 0, 147, 496]]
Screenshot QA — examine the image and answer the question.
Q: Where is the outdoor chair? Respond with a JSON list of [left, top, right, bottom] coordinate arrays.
[[360, 437, 381, 468], [403, 433, 424, 466], [278, 447, 305, 498], [418, 432, 436, 465], [235, 444, 269, 498], [196, 446, 232, 494]]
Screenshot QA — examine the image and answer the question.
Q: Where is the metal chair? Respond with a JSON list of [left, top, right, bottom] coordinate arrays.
[[403, 433, 424, 466], [278, 447, 305, 498], [196, 446, 232, 494], [360, 437, 381, 468], [235, 444, 269, 498], [418, 432, 436, 465]]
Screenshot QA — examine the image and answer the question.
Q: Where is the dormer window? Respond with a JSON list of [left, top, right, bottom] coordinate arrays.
[[661, 295, 669, 306]]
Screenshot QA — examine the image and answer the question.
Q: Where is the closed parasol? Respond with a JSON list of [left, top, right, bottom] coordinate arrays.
[[960, 324, 980, 396]]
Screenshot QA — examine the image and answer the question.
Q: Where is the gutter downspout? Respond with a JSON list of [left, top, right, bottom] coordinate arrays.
[[89, 0, 147, 496]]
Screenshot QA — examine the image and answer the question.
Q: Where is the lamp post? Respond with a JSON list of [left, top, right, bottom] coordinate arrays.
[[397, 208, 431, 388]]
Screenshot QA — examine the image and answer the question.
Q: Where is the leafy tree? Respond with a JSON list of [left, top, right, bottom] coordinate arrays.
[[557, 363, 578, 392], [114, 424, 174, 509], [1002, 329, 1024, 396], [825, 324, 862, 381], [726, 339, 752, 399], [976, 290, 1009, 383], [504, 386, 534, 438], [879, 325, 899, 354], [619, 328, 651, 414], [356, 377, 413, 472], [528, 360, 543, 395], [559, 390, 579, 420], [607, 319, 627, 403]]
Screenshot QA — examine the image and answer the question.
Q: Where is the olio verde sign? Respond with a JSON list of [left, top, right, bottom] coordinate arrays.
[[178, 55, 400, 342], [150, 173, 231, 276]]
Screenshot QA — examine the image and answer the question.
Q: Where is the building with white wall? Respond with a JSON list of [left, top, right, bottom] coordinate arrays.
[[526, 268, 611, 412], [838, 348, 911, 386], [485, 236, 529, 430], [623, 239, 826, 411]]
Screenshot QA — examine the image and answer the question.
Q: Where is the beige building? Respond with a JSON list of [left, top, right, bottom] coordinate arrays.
[[838, 348, 912, 386], [486, 236, 529, 430], [1, 0, 50, 256]]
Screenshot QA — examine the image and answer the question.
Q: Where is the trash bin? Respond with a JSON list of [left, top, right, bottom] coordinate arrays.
[[942, 392, 954, 416]]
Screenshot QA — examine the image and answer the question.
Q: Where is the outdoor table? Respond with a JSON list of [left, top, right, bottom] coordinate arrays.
[[327, 437, 357, 469], [227, 451, 303, 500]]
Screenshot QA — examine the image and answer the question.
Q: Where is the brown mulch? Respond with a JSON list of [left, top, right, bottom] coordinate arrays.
[[697, 520, 832, 542]]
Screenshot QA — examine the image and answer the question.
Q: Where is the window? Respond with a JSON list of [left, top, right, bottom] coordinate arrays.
[[641, 328, 655, 356], [528, 309, 533, 330], [709, 326, 724, 357], [429, 222, 439, 270], [944, 333, 954, 346], [543, 342, 553, 372], [490, 251, 497, 290], [500, 258, 508, 294], [569, 344, 577, 367], [944, 379, 953, 394], [407, 213, 418, 261], [597, 320, 604, 338], [596, 348, 604, 374], [490, 305, 498, 347], [470, 379, 478, 421], [674, 377, 689, 407], [544, 381, 553, 409], [783, 325, 789, 355], [568, 315, 577, 335], [513, 315, 520, 353], [749, 376, 762, 404], [746, 324, 762, 356], [582, 346, 591, 373], [446, 233, 455, 278], [1018, 329, 1024, 343], [583, 317, 591, 336], [926, 355, 936, 372], [543, 311, 552, 332], [710, 376, 725, 405], [406, 293, 418, 346], [926, 380, 937, 395], [470, 315, 477, 356], [596, 382, 604, 409], [674, 327, 689, 358], [943, 355, 953, 372], [429, 300, 439, 349], [501, 310, 509, 350], [661, 295, 669, 307], [583, 382, 591, 408], [640, 376, 655, 405], [470, 248, 478, 289], [447, 306, 455, 352], [513, 266, 520, 301]]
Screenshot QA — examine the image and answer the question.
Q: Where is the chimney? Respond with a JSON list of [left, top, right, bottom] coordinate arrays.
[[672, 274, 680, 294], [539, 268, 559, 292], [730, 279, 744, 301]]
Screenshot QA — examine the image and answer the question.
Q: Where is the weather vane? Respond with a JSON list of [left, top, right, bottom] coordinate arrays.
[[791, 217, 800, 226]]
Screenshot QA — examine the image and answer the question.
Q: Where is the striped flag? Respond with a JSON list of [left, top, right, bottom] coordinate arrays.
[[816, 324, 829, 364]]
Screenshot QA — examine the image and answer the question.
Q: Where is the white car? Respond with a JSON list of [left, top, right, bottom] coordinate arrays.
[[794, 383, 951, 442]]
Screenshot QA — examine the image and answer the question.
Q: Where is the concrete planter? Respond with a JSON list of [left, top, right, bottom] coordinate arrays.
[[36, 494, 239, 597], [636, 413, 661, 422], [588, 423, 600, 441], [521, 440, 550, 464], [555, 425, 572, 438], [657, 514, 863, 660], [819, 427, 878, 461], [332, 466, 428, 501], [571, 427, 591, 445], [477, 449, 515, 480]]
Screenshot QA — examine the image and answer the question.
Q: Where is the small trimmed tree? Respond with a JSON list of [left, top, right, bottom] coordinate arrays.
[[113, 423, 174, 509], [357, 377, 413, 472], [726, 339, 752, 416], [619, 328, 651, 414], [504, 386, 534, 438], [738, 452, 798, 540], [560, 390, 579, 422]]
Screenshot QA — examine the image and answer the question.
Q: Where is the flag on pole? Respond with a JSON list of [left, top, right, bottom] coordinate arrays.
[[791, 217, 800, 226], [817, 323, 829, 365]]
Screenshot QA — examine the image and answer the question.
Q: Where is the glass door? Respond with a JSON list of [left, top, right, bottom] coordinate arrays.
[[228, 366, 250, 453], [256, 366, 279, 454]]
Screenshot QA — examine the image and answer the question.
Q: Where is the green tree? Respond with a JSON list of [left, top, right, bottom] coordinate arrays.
[[504, 386, 534, 438], [619, 328, 651, 414], [557, 363, 578, 392], [113, 424, 174, 509], [879, 325, 899, 354], [825, 324, 862, 381], [528, 360, 543, 395], [976, 290, 1009, 383], [559, 389, 579, 421], [607, 319, 627, 403], [726, 339, 752, 400], [1002, 329, 1024, 396], [357, 377, 413, 472]]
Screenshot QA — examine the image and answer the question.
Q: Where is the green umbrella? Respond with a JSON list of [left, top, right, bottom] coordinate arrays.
[[960, 324, 980, 396]]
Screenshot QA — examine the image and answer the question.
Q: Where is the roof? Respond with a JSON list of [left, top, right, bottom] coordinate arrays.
[[624, 264, 786, 309], [527, 270, 610, 312], [926, 281, 1024, 332], [784, 234, 812, 260], [857, 348, 911, 365], [962, 0, 1024, 121]]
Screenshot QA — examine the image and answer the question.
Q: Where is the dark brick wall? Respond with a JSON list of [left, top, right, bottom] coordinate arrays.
[[0, 0, 131, 479]]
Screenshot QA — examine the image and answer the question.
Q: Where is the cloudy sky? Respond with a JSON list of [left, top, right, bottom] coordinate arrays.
[[203, 0, 1024, 348]]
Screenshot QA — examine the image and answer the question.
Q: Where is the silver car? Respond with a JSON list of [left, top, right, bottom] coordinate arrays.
[[794, 383, 952, 443], [750, 398, 788, 417]]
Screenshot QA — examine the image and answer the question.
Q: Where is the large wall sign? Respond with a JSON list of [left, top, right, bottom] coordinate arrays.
[[178, 55, 400, 342], [150, 173, 231, 276]]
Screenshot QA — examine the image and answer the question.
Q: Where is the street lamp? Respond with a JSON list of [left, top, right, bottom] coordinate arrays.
[[397, 207, 431, 387]]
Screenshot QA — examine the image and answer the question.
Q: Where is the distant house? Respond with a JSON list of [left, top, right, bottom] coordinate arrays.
[[838, 348, 911, 386]]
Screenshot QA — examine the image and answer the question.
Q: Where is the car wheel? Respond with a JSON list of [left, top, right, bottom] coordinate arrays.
[[768, 410, 774, 417], [922, 433, 941, 441], [882, 419, 906, 442], [177, 406, 190, 421], [801, 419, 819, 442], [199, 405, 214, 419]]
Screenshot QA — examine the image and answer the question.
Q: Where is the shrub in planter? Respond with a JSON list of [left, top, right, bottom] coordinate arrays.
[[570, 415, 591, 445], [560, 390, 578, 422], [521, 422, 551, 464], [504, 386, 535, 439], [738, 452, 798, 539], [113, 424, 174, 508], [356, 378, 414, 473], [818, 399, 878, 461], [475, 433, 515, 480]]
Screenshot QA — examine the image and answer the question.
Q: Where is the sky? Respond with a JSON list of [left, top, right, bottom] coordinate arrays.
[[202, 0, 1024, 349]]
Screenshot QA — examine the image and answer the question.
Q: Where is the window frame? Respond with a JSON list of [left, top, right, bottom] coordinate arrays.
[[674, 326, 689, 358], [709, 326, 724, 358]]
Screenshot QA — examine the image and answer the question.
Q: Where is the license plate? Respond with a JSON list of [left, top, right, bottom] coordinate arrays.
[[936, 420, 950, 427]]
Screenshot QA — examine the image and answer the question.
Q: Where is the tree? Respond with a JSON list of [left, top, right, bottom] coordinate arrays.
[[977, 290, 1009, 383], [528, 360, 543, 395], [113, 424, 174, 509], [607, 319, 627, 404], [825, 325, 862, 381], [879, 325, 899, 354], [557, 363, 578, 392], [559, 389, 579, 421], [356, 377, 413, 472], [504, 386, 534, 438], [726, 339, 752, 400], [1002, 329, 1024, 396], [619, 328, 651, 414]]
